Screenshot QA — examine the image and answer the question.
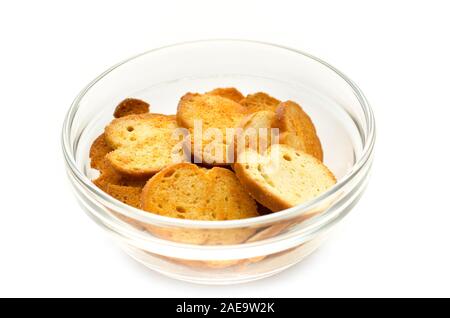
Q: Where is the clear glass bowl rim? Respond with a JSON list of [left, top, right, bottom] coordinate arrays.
[[62, 39, 376, 230]]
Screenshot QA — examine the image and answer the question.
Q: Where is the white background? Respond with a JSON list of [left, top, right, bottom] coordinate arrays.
[[1, 0, 449, 297]]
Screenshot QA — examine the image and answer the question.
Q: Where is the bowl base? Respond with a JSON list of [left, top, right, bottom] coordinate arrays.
[[119, 237, 324, 285]]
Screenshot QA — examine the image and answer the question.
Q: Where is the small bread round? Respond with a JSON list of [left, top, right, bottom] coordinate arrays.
[[276, 101, 323, 161], [113, 98, 150, 118], [93, 169, 145, 209], [234, 144, 336, 212], [207, 87, 245, 103], [177, 93, 247, 165], [89, 133, 113, 171], [240, 92, 281, 113], [93, 164, 147, 188], [90, 133, 148, 209], [106, 130, 186, 177], [235, 110, 278, 155], [103, 184, 143, 209], [104, 113, 178, 149], [91, 133, 149, 188], [141, 163, 258, 220], [104, 114, 186, 177]]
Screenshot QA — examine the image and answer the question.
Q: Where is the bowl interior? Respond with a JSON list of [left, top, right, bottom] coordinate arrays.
[[70, 41, 365, 184]]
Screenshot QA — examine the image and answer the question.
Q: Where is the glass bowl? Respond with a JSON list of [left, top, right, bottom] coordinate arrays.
[[62, 40, 375, 284]]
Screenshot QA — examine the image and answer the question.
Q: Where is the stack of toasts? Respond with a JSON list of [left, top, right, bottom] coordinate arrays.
[[90, 88, 336, 222]]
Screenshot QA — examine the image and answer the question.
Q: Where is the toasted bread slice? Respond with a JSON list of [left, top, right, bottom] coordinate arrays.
[[276, 101, 323, 161], [113, 98, 150, 118], [141, 163, 258, 220], [89, 133, 113, 171], [93, 170, 144, 209], [104, 113, 178, 149], [207, 87, 245, 103], [240, 92, 281, 113], [177, 93, 247, 165], [91, 133, 148, 185], [235, 110, 278, 155], [90, 133, 147, 208], [106, 134, 187, 177], [234, 144, 336, 212], [93, 162, 148, 188], [104, 113, 186, 177], [90, 133, 146, 186], [103, 184, 143, 209], [240, 110, 277, 130], [205, 168, 258, 220]]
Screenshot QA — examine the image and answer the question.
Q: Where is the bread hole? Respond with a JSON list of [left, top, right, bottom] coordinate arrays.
[[283, 154, 292, 161], [257, 164, 262, 172], [130, 136, 136, 141], [225, 197, 229, 202], [157, 204, 163, 208], [164, 170, 175, 178], [245, 164, 249, 169], [127, 126, 134, 132], [176, 206, 186, 213], [295, 152, 300, 156], [174, 173, 180, 179]]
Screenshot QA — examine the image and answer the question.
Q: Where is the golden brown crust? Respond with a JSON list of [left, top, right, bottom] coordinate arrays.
[[103, 184, 143, 209], [90, 133, 148, 209], [93, 162, 148, 188], [141, 163, 257, 244], [89, 134, 113, 171], [104, 113, 186, 177], [106, 132, 186, 178], [141, 163, 206, 219], [276, 101, 323, 161], [205, 167, 258, 219], [113, 98, 149, 118], [240, 92, 281, 113], [207, 87, 245, 103], [234, 145, 336, 212], [234, 162, 289, 212], [141, 163, 258, 220], [89, 88, 330, 244], [104, 113, 178, 149], [235, 110, 278, 157], [177, 93, 247, 165]]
